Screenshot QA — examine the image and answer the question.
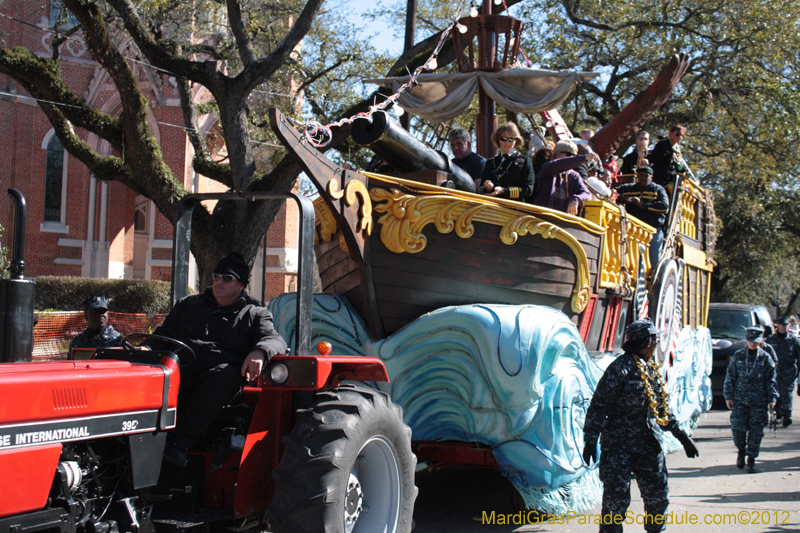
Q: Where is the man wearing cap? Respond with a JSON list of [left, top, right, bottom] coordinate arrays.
[[141, 252, 287, 467], [583, 318, 698, 533], [615, 166, 670, 269], [69, 296, 123, 351], [723, 326, 778, 472], [766, 316, 800, 427]]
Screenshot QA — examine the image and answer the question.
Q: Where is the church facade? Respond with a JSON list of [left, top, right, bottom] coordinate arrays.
[[0, 0, 298, 298]]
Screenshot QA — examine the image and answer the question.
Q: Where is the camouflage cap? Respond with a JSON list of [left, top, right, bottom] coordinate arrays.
[[745, 326, 764, 342], [774, 316, 789, 326], [83, 295, 109, 311], [625, 317, 660, 342]]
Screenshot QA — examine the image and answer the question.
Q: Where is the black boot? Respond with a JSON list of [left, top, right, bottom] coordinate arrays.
[[747, 456, 756, 473], [736, 450, 745, 469], [783, 416, 792, 427]]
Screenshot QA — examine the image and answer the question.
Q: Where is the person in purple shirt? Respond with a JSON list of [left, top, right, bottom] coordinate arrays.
[[530, 140, 597, 215]]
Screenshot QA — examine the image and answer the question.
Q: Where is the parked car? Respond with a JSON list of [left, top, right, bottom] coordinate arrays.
[[707, 303, 774, 399]]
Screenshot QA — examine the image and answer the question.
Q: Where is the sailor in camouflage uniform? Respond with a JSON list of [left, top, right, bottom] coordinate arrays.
[[723, 326, 778, 472], [765, 316, 800, 427], [583, 318, 699, 533], [68, 296, 123, 352]]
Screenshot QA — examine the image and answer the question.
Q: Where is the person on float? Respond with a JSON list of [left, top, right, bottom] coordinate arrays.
[[448, 127, 486, 189], [615, 166, 669, 269], [478, 122, 535, 202], [530, 140, 596, 215]]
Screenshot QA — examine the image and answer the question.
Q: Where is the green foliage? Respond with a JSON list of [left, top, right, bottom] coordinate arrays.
[[34, 276, 171, 315]]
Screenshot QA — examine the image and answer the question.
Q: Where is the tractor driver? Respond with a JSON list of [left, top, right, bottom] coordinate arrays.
[[140, 252, 287, 468]]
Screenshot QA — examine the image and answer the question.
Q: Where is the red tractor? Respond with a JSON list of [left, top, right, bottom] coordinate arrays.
[[0, 191, 417, 533]]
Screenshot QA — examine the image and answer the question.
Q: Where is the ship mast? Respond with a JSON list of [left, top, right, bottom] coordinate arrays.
[[452, 1, 523, 157]]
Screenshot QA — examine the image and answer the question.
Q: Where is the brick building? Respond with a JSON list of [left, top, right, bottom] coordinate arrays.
[[0, 0, 299, 299]]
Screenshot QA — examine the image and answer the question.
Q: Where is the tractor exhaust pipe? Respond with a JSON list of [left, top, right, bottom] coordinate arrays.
[[0, 188, 35, 362]]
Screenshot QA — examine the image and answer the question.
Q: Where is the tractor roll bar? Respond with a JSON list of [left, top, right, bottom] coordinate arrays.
[[171, 192, 314, 357]]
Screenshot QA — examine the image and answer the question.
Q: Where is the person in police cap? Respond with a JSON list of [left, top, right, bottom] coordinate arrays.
[[141, 252, 287, 468], [69, 295, 123, 351], [766, 316, 800, 427], [723, 326, 778, 472], [583, 318, 698, 533]]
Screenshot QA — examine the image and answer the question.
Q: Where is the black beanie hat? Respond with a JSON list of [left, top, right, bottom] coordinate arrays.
[[214, 252, 250, 284]]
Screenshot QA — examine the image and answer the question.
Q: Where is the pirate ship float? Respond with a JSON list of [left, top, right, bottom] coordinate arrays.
[[270, 4, 715, 359], [268, 0, 716, 513]]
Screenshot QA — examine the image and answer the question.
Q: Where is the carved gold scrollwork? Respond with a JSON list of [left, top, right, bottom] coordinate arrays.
[[371, 188, 592, 313], [344, 180, 373, 235], [314, 201, 338, 245], [327, 180, 344, 200]]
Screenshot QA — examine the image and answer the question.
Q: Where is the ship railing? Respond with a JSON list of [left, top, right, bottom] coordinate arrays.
[[584, 199, 655, 291]]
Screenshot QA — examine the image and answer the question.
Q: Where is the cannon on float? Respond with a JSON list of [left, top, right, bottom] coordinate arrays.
[[351, 111, 476, 192]]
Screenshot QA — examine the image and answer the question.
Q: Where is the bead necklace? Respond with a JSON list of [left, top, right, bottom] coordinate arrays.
[[634, 355, 670, 426]]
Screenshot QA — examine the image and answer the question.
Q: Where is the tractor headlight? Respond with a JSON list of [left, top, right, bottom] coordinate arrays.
[[270, 363, 290, 384]]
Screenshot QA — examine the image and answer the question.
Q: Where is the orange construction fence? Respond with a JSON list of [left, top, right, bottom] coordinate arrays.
[[34, 311, 166, 361]]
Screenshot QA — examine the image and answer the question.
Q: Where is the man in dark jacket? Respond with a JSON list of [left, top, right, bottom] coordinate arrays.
[[765, 316, 800, 427], [648, 125, 687, 188], [448, 127, 486, 188], [615, 166, 670, 269], [724, 326, 778, 472], [620, 130, 651, 176], [143, 252, 287, 467], [583, 318, 698, 533]]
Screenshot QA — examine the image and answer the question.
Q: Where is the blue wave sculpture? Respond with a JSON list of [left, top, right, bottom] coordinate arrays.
[[269, 293, 711, 513]]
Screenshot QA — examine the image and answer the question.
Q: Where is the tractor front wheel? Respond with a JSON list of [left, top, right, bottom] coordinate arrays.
[[267, 384, 417, 533]]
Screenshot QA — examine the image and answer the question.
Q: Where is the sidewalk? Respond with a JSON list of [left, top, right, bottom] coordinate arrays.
[[525, 410, 800, 532]]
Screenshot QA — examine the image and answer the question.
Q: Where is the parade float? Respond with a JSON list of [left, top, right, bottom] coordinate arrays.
[[267, 1, 716, 514]]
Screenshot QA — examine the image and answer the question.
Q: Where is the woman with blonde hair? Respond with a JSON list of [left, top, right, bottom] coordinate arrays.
[[479, 122, 535, 201]]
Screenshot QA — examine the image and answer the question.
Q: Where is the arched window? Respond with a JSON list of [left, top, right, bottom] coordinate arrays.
[[41, 130, 69, 233], [44, 135, 64, 223]]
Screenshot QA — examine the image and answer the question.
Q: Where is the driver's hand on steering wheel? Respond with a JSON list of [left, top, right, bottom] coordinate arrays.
[[242, 349, 267, 382]]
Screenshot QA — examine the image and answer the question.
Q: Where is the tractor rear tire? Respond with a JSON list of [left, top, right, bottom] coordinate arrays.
[[267, 384, 417, 533]]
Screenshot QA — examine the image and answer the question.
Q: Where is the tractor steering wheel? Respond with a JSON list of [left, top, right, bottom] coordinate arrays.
[[121, 333, 196, 368]]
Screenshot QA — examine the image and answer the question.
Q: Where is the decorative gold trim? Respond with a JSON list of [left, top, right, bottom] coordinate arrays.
[[314, 200, 338, 246], [345, 180, 373, 235], [585, 200, 654, 290], [327, 180, 344, 200], [362, 171, 606, 235], [371, 188, 591, 313], [681, 242, 712, 271]]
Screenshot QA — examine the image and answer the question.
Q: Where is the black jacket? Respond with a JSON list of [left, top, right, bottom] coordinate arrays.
[[480, 150, 536, 200], [615, 181, 670, 229], [143, 288, 287, 373], [648, 140, 686, 187]]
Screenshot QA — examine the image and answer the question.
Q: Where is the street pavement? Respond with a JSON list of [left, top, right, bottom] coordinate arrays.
[[411, 409, 800, 532]]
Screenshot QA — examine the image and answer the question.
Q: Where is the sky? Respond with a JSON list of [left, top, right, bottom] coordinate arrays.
[[343, 0, 404, 55]]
